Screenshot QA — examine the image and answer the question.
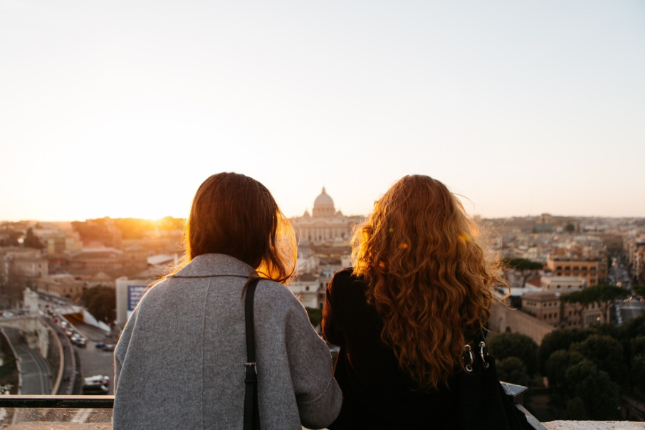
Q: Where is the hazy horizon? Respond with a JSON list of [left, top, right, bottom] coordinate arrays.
[[1, 210, 643, 225]]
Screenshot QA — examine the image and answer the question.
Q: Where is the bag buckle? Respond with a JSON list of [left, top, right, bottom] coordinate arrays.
[[479, 341, 490, 369], [244, 362, 257, 374], [463, 345, 474, 373]]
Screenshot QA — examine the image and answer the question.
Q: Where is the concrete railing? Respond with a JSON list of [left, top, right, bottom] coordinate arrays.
[[0, 392, 641, 430]]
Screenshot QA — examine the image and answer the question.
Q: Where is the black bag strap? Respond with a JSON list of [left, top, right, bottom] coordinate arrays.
[[244, 278, 261, 430]]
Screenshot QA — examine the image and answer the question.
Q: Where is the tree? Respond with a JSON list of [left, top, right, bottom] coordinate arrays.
[[537, 327, 596, 373], [631, 336, 645, 357], [564, 360, 621, 420], [631, 354, 645, 395], [627, 336, 645, 393], [571, 334, 626, 382], [592, 322, 625, 340], [624, 314, 645, 340], [305, 307, 322, 328], [23, 228, 44, 250], [565, 397, 587, 420], [487, 332, 538, 375], [632, 284, 645, 298], [564, 223, 576, 234], [0, 229, 22, 247], [82, 285, 116, 324], [544, 350, 584, 390], [156, 216, 185, 231], [561, 285, 629, 324], [560, 290, 592, 324], [496, 357, 530, 387], [0, 264, 28, 308], [587, 285, 630, 324]]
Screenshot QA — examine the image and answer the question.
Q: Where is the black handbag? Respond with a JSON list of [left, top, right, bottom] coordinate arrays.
[[459, 330, 532, 430], [244, 278, 261, 430]]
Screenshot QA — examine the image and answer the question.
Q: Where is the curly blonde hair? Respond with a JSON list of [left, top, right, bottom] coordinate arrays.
[[352, 175, 504, 389]]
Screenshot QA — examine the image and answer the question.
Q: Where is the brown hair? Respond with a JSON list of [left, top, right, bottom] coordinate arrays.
[[185, 172, 296, 284], [352, 175, 505, 389]]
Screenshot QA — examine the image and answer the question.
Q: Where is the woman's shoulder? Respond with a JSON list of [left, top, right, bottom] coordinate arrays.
[[331, 267, 364, 285], [255, 278, 303, 310], [329, 268, 367, 298], [132, 278, 170, 306]]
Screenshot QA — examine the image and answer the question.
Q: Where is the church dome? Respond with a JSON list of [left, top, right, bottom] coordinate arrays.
[[314, 188, 334, 208], [313, 187, 335, 218]]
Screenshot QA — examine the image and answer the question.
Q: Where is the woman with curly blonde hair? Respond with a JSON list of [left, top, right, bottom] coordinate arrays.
[[322, 175, 505, 430]]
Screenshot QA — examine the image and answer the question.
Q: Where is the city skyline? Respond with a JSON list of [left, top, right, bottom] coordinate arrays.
[[1, 0, 644, 221]]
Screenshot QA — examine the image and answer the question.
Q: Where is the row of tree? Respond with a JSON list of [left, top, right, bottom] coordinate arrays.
[[72, 217, 185, 242], [81, 285, 116, 324], [560, 284, 630, 323], [0, 227, 44, 249], [488, 313, 645, 421]]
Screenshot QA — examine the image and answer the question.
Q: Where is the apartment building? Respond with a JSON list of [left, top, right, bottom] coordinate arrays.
[[546, 256, 607, 286], [540, 276, 587, 291]]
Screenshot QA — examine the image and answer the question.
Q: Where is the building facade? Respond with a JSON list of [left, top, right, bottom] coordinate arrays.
[[290, 188, 363, 244], [546, 256, 607, 286], [540, 276, 587, 291]]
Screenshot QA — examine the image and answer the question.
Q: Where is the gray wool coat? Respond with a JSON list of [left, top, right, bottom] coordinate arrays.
[[113, 253, 342, 430]]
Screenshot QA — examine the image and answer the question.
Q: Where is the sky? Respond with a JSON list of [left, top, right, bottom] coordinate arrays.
[[1, 0, 644, 221]]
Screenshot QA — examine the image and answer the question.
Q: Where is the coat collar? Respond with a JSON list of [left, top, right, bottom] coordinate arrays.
[[174, 253, 254, 278]]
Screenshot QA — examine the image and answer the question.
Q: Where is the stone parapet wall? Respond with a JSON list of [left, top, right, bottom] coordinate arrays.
[[2, 421, 645, 429], [490, 301, 555, 345], [544, 421, 645, 429]]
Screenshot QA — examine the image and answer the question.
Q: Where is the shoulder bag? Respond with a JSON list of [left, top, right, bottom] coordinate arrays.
[[458, 329, 532, 430], [244, 278, 261, 430]]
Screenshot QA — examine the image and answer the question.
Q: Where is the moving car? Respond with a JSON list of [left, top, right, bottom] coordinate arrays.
[[85, 375, 110, 387], [82, 375, 110, 395], [71, 334, 87, 347]]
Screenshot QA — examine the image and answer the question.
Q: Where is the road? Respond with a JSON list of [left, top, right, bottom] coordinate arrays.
[[39, 293, 115, 395], [2, 327, 52, 394], [42, 317, 78, 394], [65, 315, 115, 395]]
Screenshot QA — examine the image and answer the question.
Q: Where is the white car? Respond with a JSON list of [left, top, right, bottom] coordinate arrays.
[[85, 375, 110, 387]]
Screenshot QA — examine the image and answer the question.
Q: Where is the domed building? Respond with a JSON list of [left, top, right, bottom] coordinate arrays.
[[290, 188, 363, 243]]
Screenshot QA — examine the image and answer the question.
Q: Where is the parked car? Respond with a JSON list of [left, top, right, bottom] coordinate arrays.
[[95, 342, 105, 349], [102, 344, 115, 352]]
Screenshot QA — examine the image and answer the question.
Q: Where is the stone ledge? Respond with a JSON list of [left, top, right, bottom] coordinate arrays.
[[3, 422, 645, 429], [544, 421, 645, 430]]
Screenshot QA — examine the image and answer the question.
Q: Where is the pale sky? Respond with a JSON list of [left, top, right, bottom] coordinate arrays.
[[1, 0, 644, 221]]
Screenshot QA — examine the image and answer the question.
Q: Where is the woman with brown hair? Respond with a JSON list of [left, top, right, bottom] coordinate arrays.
[[322, 175, 508, 429], [114, 172, 341, 430]]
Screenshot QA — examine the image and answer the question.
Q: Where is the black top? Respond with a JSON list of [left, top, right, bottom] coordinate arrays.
[[322, 268, 460, 430]]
